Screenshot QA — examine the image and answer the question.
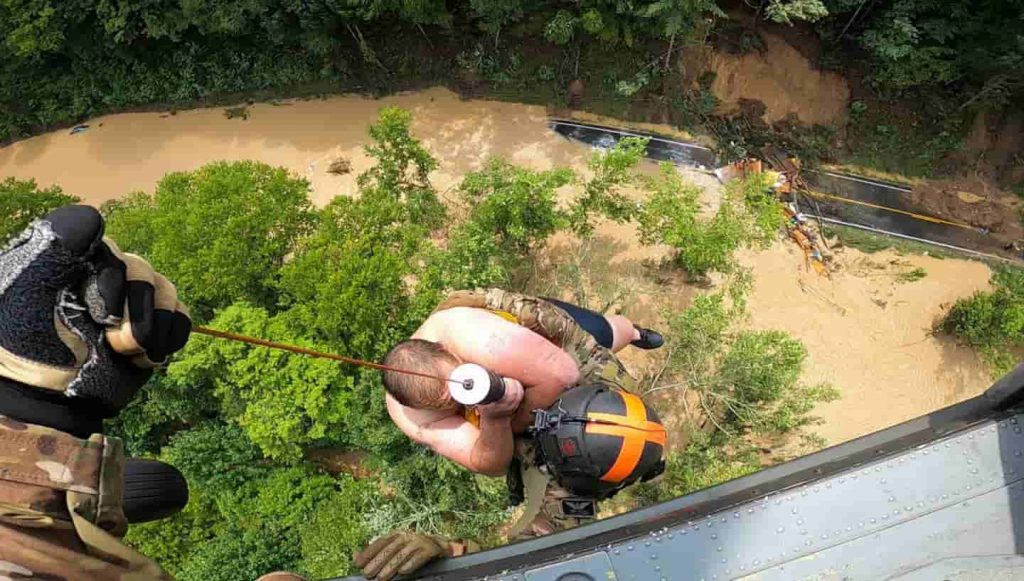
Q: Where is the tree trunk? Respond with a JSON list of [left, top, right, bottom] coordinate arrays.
[[665, 33, 676, 72], [837, 0, 869, 42]]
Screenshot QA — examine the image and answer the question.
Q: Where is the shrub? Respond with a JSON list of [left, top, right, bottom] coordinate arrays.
[[569, 137, 647, 236], [460, 158, 573, 255], [942, 268, 1024, 376], [638, 164, 744, 275], [638, 169, 785, 276], [0, 177, 79, 242], [656, 286, 838, 437], [103, 161, 317, 320]]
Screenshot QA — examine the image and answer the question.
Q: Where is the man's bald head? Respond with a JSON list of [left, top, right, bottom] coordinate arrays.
[[382, 339, 459, 409]]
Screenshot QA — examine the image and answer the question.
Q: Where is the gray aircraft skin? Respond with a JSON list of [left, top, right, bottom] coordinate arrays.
[[338, 363, 1024, 581]]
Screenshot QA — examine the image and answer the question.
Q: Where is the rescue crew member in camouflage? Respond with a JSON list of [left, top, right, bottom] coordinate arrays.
[[0, 206, 191, 580], [358, 289, 666, 580]]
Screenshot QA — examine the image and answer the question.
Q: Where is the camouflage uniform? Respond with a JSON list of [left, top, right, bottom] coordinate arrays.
[[433, 288, 639, 539], [0, 415, 170, 580]]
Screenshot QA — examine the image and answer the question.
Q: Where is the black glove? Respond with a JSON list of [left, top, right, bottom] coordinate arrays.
[[0, 205, 191, 436]]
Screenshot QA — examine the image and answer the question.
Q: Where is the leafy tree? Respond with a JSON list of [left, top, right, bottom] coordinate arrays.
[[643, 0, 725, 68], [278, 108, 443, 357], [105, 374, 220, 456], [168, 303, 361, 462], [160, 422, 272, 496], [764, 0, 828, 25], [471, 0, 524, 46], [124, 496, 224, 580], [730, 171, 787, 246], [942, 268, 1024, 376], [298, 476, 376, 578], [637, 164, 745, 275], [277, 197, 420, 359], [569, 137, 647, 236], [177, 522, 302, 581], [459, 158, 573, 256], [654, 288, 838, 437], [544, 10, 578, 46], [104, 161, 316, 320], [413, 219, 511, 318], [368, 451, 509, 544], [638, 169, 784, 276], [359, 107, 443, 227], [0, 177, 79, 242]]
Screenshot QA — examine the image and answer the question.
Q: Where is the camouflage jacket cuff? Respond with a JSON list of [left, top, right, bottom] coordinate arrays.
[[0, 415, 126, 536]]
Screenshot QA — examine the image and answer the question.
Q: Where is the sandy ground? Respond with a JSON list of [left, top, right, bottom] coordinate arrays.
[[0, 87, 994, 446], [710, 31, 850, 126], [740, 244, 992, 444]]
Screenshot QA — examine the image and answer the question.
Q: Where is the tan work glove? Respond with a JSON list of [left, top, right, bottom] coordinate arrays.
[[354, 531, 452, 581]]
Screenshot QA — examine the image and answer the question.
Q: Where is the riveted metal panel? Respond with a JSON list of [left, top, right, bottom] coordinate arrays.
[[596, 415, 1024, 580]]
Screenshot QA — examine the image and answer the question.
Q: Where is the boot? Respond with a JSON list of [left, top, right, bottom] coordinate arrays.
[[631, 326, 664, 350]]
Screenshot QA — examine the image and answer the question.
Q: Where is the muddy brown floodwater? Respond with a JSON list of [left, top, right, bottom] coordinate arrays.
[[0, 87, 995, 446]]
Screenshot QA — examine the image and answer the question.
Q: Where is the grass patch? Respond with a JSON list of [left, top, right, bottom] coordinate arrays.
[[824, 224, 952, 258]]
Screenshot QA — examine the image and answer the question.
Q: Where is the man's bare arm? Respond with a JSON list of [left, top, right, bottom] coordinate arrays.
[[425, 308, 580, 400], [385, 394, 516, 476]]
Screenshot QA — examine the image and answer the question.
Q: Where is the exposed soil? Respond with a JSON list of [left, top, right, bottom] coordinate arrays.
[[0, 87, 994, 449], [907, 177, 1024, 238], [306, 449, 373, 478], [707, 30, 850, 127], [740, 243, 992, 445], [951, 108, 1024, 192]]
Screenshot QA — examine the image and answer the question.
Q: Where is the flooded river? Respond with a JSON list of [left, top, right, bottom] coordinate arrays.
[[0, 87, 995, 445], [0, 87, 593, 206]]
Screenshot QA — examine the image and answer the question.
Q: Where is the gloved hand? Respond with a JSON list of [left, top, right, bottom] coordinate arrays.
[[353, 531, 452, 581], [0, 205, 191, 436]]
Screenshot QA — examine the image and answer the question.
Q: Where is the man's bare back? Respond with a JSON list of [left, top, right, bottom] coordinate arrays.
[[385, 307, 581, 475]]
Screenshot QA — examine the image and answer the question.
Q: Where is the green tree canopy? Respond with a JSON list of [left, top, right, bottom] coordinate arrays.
[[104, 161, 316, 320], [0, 177, 79, 242]]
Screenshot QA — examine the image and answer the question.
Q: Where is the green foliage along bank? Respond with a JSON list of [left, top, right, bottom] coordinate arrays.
[[942, 268, 1024, 377], [0, 177, 79, 241], [3, 1, 1020, 190]]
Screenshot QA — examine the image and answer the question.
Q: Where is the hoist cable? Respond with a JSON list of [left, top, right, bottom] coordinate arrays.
[[192, 325, 464, 386]]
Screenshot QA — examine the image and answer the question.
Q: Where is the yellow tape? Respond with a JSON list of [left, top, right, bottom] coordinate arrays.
[[803, 190, 976, 231]]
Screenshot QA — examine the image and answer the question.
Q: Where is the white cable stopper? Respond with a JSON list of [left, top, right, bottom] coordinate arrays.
[[448, 363, 505, 406]]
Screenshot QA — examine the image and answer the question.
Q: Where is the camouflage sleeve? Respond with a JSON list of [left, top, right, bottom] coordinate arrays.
[[0, 416, 171, 580]]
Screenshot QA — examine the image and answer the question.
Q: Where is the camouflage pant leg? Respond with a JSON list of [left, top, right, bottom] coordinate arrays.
[[510, 439, 595, 541], [446, 289, 639, 393]]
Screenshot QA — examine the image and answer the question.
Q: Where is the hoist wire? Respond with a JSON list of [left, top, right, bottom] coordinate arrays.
[[193, 325, 464, 386]]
